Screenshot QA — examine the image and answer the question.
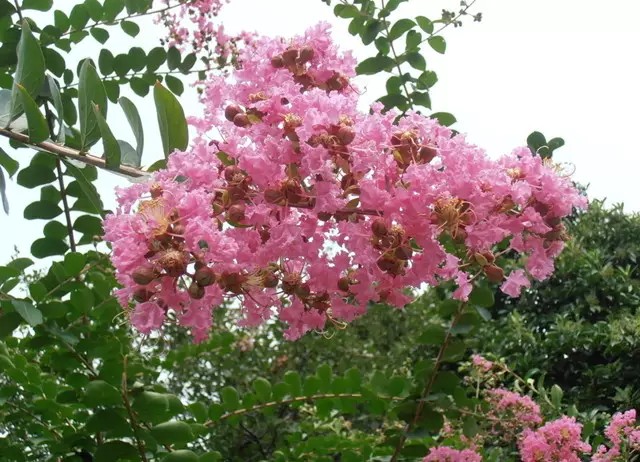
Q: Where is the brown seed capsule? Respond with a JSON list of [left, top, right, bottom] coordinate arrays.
[[132, 266, 157, 285], [337, 277, 351, 292], [233, 113, 250, 127], [270, 54, 285, 68], [337, 125, 355, 145], [484, 264, 505, 283], [371, 219, 388, 237], [133, 287, 154, 302], [394, 245, 413, 261], [227, 203, 246, 223], [295, 282, 311, 299], [224, 165, 243, 182], [262, 271, 279, 288], [418, 145, 437, 163], [157, 250, 188, 277], [281, 48, 299, 66], [194, 267, 216, 287], [298, 46, 315, 63], [224, 104, 243, 122], [188, 282, 205, 299]]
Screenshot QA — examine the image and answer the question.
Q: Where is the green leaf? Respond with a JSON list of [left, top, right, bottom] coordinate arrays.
[[417, 70, 438, 89], [54, 10, 70, 31], [24, 200, 62, 219], [469, 285, 495, 308], [113, 53, 131, 77], [417, 323, 446, 345], [146, 47, 167, 72], [69, 4, 90, 30], [463, 416, 479, 437], [64, 252, 86, 275], [43, 47, 65, 77], [0, 168, 8, 214], [179, 53, 197, 73], [116, 139, 140, 168], [118, 96, 144, 157], [405, 29, 422, 50], [22, 0, 52, 11], [120, 20, 140, 37], [86, 409, 131, 435], [85, 0, 103, 21], [550, 384, 563, 407], [94, 441, 138, 462], [31, 237, 68, 258], [167, 46, 181, 70], [129, 77, 148, 96], [154, 81, 188, 158], [406, 51, 426, 71], [12, 300, 43, 326], [16, 84, 49, 143], [220, 386, 240, 411], [46, 76, 65, 143], [128, 47, 146, 71], [165, 75, 184, 96], [253, 377, 272, 402], [163, 451, 199, 462], [78, 59, 108, 150], [17, 164, 56, 189], [92, 102, 120, 169], [333, 4, 358, 18], [63, 161, 105, 214], [416, 16, 434, 34], [90, 27, 109, 44], [103, 0, 125, 21], [98, 49, 114, 75], [388, 19, 415, 41], [356, 55, 395, 75], [0, 147, 19, 177], [427, 35, 446, 54], [84, 380, 122, 407], [430, 112, 456, 127], [8, 21, 45, 124], [151, 421, 194, 447], [362, 20, 384, 45]]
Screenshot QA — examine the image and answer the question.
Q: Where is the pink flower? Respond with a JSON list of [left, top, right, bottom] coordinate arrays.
[[501, 269, 531, 297], [519, 416, 591, 462], [423, 446, 482, 462]]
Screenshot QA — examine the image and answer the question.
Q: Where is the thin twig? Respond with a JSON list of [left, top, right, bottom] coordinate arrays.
[[12, 0, 22, 22], [121, 355, 149, 462], [422, 0, 479, 45], [390, 301, 467, 462], [0, 128, 147, 178], [380, 0, 413, 110], [3, 401, 63, 439]]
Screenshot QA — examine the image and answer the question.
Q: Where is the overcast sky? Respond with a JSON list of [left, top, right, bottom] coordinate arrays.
[[1, 0, 638, 263]]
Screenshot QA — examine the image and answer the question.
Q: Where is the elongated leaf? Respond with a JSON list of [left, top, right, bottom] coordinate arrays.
[[0, 147, 18, 177], [16, 84, 49, 143], [12, 300, 43, 326], [8, 21, 45, 125], [78, 59, 107, 150], [118, 96, 143, 156], [62, 160, 104, 215], [92, 103, 120, 169], [117, 140, 141, 168], [153, 81, 188, 158], [46, 76, 65, 143], [0, 167, 8, 214]]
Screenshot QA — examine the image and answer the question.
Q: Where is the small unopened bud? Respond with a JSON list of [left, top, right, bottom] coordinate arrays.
[[484, 264, 505, 283], [371, 219, 388, 237], [376, 254, 397, 272], [194, 267, 216, 287], [224, 165, 243, 182], [149, 183, 163, 198], [233, 113, 250, 127], [224, 104, 243, 122], [281, 48, 299, 66], [419, 145, 437, 163], [394, 245, 413, 261], [270, 54, 284, 68], [188, 282, 205, 299], [298, 46, 314, 63], [295, 282, 311, 298], [474, 252, 489, 267], [262, 271, 279, 288], [132, 266, 157, 285]]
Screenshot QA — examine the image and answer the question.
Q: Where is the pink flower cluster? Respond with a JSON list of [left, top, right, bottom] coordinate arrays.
[[592, 409, 640, 461], [519, 416, 591, 462], [485, 388, 543, 440], [423, 446, 482, 462], [471, 354, 494, 373], [104, 24, 585, 341]]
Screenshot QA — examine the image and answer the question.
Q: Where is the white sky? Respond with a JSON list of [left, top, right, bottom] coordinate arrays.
[[1, 0, 639, 262]]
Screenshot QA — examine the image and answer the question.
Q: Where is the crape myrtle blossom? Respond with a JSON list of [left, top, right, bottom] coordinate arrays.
[[423, 446, 482, 462], [104, 24, 586, 341], [519, 416, 591, 462], [592, 409, 640, 461]]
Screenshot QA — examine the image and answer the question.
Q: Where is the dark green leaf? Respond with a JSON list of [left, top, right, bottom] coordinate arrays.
[[387, 18, 415, 41], [90, 27, 109, 44], [118, 96, 144, 157], [16, 84, 49, 143], [430, 111, 456, 127], [333, 4, 358, 18], [129, 77, 148, 97], [162, 450, 199, 462], [128, 47, 146, 71], [103, 0, 125, 21], [53, 10, 70, 31], [11, 300, 43, 326], [146, 47, 166, 72], [220, 386, 240, 411], [415, 16, 434, 34], [92, 102, 120, 169], [69, 4, 90, 30], [154, 81, 188, 158], [417, 70, 438, 89], [84, 380, 122, 407], [22, 0, 52, 11], [24, 200, 62, 219], [179, 53, 196, 73], [17, 164, 55, 188], [84, 0, 103, 21], [63, 161, 104, 214], [356, 55, 395, 75], [427, 35, 446, 54], [469, 285, 495, 308], [98, 49, 114, 75], [120, 20, 139, 37], [43, 47, 65, 77], [9, 20, 45, 123], [406, 51, 426, 70], [46, 76, 65, 143], [31, 237, 68, 258], [0, 147, 19, 177], [362, 20, 384, 45], [113, 53, 131, 77], [165, 74, 184, 96], [117, 139, 140, 168], [151, 421, 194, 447], [94, 441, 138, 462], [405, 29, 422, 50], [78, 59, 107, 150], [167, 46, 181, 70]]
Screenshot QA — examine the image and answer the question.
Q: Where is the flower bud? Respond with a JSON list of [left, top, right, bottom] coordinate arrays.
[[337, 125, 355, 145], [157, 250, 188, 277], [337, 277, 351, 292], [194, 267, 216, 287], [188, 282, 205, 299], [132, 266, 157, 285], [224, 165, 243, 183], [224, 104, 243, 122], [282, 48, 299, 66], [262, 271, 279, 288], [295, 282, 311, 298], [394, 245, 413, 261], [484, 264, 505, 283], [233, 113, 250, 127], [227, 203, 246, 223]]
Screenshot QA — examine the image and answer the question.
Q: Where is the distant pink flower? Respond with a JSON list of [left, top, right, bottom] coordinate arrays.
[[423, 446, 482, 462], [592, 409, 640, 461], [519, 416, 591, 462], [471, 354, 494, 373]]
